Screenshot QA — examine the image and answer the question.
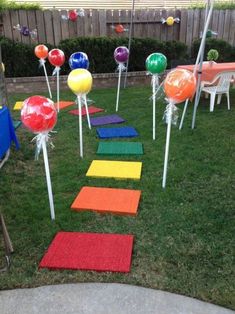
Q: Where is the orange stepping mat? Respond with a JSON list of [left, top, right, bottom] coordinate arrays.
[[86, 160, 142, 180], [69, 106, 104, 116], [54, 101, 75, 110], [71, 186, 141, 216], [39, 231, 134, 273]]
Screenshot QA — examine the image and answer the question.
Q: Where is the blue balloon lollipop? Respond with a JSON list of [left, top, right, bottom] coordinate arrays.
[[69, 52, 89, 70]]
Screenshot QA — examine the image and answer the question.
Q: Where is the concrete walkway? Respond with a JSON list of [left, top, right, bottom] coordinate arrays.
[[0, 283, 234, 314]]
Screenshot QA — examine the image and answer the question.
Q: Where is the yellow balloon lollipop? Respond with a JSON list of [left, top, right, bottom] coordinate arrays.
[[166, 16, 174, 26], [67, 69, 92, 95]]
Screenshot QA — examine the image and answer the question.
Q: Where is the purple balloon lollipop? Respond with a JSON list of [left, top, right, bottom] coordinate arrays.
[[114, 46, 129, 63]]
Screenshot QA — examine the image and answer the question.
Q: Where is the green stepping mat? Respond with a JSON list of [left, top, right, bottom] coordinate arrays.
[[13, 120, 21, 130], [97, 142, 143, 155]]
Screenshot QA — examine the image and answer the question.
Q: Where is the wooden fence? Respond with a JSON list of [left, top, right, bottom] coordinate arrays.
[[0, 9, 234, 47]]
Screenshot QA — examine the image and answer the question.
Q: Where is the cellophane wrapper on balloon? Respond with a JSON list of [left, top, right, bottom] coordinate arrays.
[[163, 103, 179, 125], [149, 81, 166, 103], [32, 132, 55, 160]]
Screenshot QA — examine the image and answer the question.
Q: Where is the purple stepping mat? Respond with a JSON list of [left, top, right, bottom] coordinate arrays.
[[90, 114, 125, 126]]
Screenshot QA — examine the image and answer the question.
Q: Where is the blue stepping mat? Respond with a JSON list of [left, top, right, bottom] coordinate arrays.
[[97, 142, 143, 155], [90, 114, 125, 126], [97, 126, 138, 139]]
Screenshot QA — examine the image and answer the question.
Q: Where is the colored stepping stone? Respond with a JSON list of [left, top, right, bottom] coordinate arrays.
[[86, 160, 142, 180], [90, 114, 125, 126], [54, 101, 75, 110], [71, 186, 141, 216], [39, 231, 134, 273], [97, 126, 138, 139], [69, 106, 104, 116], [13, 101, 23, 110], [97, 142, 143, 155]]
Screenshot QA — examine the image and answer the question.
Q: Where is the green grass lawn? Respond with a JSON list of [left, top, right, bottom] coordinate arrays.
[[0, 86, 235, 310]]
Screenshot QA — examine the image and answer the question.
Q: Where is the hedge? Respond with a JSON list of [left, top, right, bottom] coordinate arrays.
[[1, 36, 235, 78], [0, 36, 187, 77]]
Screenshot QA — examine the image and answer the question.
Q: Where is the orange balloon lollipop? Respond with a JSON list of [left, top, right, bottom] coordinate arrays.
[[164, 69, 196, 104], [115, 24, 125, 34], [34, 44, 48, 59]]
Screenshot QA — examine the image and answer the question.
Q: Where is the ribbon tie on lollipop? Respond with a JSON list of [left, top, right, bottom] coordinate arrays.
[[162, 69, 196, 188], [146, 53, 167, 140], [114, 46, 129, 112], [21, 96, 57, 220]]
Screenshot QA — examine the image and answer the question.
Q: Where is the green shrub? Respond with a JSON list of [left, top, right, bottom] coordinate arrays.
[[0, 0, 41, 11], [192, 38, 235, 62], [1, 36, 187, 77], [189, 1, 235, 9]]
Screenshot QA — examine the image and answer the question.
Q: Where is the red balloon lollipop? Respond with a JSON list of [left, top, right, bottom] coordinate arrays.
[[68, 10, 78, 22], [48, 49, 65, 67], [21, 95, 57, 133], [115, 24, 125, 34]]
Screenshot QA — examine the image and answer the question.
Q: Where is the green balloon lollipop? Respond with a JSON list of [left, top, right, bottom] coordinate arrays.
[[146, 53, 167, 74]]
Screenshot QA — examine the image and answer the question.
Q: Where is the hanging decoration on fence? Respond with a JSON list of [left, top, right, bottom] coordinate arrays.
[[111, 24, 129, 34], [200, 29, 218, 38], [13, 24, 37, 40], [161, 16, 180, 26], [162, 69, 196, 188], [48, 49, 65, 112], [21, 95, 57, 220], [145, 52, 167, 140], [61, 9, 85, 22]]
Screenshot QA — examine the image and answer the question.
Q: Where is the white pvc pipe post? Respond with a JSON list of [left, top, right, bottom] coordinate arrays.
[[42, 61, 52, 99], [162, 105, 172, 189], [56, 68, 60, 112], [179, 98, 189, 130], [42, 137, 55, 220], [77, 96, 83, 158], [152, 75, 156, 140], [83, 95, 91, 129], [116, 65, 122, 111]]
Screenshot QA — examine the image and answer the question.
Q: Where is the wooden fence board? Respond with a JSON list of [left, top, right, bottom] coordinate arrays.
[[179, 8, 187, 43], [166, 9, 174, 41], [217, 10, 225, 40], [228, 10, 235, 46], [35, 10, 46, 43], [10, 10, 21, 42], [106, 10, 113, 37], [185, 9, 194, 50], [223, 9, 231, 41], [68, 17, 77, 39], [2, 10, 13, 40], [44, 10, 54, 45], [60, 10, 69, 40], [192, 9, 200, 41], [27, 10, 38, 45], [211, 9, 219, 35], [154, 9, 161, 40], [91, 9, 100, 36], [18, 10, 30, 44], [77, 11, 85, 37], [173, 9, 181, 41], [99, 9, 106, 36], [84, 9, 92, 36], [52, 9, 62, 46], [160, 9, 167, 42]]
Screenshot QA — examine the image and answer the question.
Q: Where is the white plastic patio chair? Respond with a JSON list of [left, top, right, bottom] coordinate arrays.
[[200, 71, 235, 112]]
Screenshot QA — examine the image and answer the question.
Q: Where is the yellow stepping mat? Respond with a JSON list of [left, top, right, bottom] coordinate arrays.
[[86, 160, 142, 180], [13, 101, 23, 110]]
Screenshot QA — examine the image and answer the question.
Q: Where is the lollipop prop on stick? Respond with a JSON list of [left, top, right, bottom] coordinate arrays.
[[35, 45, 52, 99], [67, 69, 92, 158], [21, 96, 57, 220], [114, 46, 129, 112], [162, 69, 196, 188], [146, 53, 167, 140], [69, 52, 91, 129], [48, 49, 65, 112]]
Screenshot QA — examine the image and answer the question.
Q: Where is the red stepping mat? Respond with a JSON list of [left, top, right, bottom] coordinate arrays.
[[71, 186, 141, 216], [39, 231, 134, 273], [54, 101, 75, 110], [69, 106, 104, 116]]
